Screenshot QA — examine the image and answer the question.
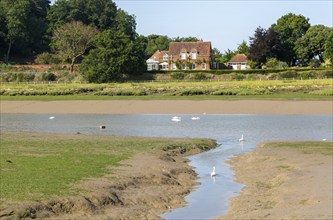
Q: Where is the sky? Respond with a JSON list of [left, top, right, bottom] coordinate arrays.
[[51, 0, 333, 53]]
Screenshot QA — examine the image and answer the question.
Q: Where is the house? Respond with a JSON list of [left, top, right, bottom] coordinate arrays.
[[228, 54, 250, 70], [147, 41, 216, 71]]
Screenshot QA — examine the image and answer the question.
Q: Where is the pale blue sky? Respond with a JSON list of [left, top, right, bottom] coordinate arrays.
[[51, 0, 333, 52]]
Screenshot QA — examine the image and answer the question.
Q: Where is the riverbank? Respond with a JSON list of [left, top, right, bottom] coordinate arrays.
[[1, 100, 332, 114], [0, 131, 217, 219], [220, 141, 333, 219]]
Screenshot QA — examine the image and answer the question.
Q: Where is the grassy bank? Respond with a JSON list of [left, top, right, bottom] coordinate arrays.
[[0, 131, 217, 204], [261, 141, 333, 156], [0, 79, 332, 100]]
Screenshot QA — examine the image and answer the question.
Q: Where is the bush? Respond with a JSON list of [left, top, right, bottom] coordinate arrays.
[[170, 72, 185, 80], [0, 72, 35, 82], [35, 52, 62, 64], [265, 58, 288, 69], [35, 72, 57, 81]]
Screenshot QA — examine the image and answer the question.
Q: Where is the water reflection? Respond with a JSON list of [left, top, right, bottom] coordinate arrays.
[[1, 114, 332, 219]]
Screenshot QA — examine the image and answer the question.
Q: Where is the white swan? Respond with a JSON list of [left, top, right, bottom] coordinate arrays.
[[210, 166, 216, 177], [239, 134, 245, 142], [191, 117, 200, 120], [49, 116, 55, 119], [171, 116, 181, 122]]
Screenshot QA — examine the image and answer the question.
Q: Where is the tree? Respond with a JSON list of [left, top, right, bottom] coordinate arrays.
[[219, 49, 236, 64], [47, 0, 118, 32], [295, 25, 332, 65], [145, 34, 171, 57], [52, 21, 99, 72], [236, 40, 249, 55], [272, 13, 310, 66], [173, 36, 200, 42], [80, 30, 146, 82], [323, 31, 333, 65], [248, 27, 282, 68], [0, 0, 49, 63]]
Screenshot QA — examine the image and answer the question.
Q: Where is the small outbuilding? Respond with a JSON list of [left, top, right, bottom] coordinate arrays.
[[228, 54, 250, 70]]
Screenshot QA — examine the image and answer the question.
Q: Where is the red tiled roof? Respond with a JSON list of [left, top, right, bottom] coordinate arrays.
[[168, 41, 212, 56], [229, 54, 248, 63]]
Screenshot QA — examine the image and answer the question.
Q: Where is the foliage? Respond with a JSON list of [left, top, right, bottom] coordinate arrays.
[[272, 13, 310, 66], [323, 31, 333, 65], [79, 30, 146, 83], [170, 72, 186, 80], [47, 0, 118, 31], [145, 34, 171, 57], [248, 27, 282, 68], [0, 0, 49, 63], [265, 58, 288, 69], [34, 52, 62, 64], [236, 40, 249, 56], [295, 25, 332, 65], [173, 36, 200, 42], [52, 21, 99, 72]]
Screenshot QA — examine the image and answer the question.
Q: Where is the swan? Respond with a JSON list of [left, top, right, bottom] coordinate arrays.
[[191, 117, 200, 120], [239, 134, 245, 142], [49, 116, 55, 119], [171, 116, 181, 122], [210, 166, 216, 177]]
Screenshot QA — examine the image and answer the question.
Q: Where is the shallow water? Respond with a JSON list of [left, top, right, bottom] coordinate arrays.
[[1, 114, 332, 219]]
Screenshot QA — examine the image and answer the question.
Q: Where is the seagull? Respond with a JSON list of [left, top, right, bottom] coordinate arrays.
[[49, 116, 55, 119], [239, 134, 245, 142], [210, 166, 216, 177]]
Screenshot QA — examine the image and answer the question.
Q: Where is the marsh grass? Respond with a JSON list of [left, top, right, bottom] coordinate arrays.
[[0, 132, 216, 203], [0, 79, 332, 100], [263, 141, 333, 156]]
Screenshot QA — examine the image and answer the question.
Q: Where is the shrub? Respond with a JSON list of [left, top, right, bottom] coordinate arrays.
[[35, 72, 57, 81], [170, 72, 185, 80], [35, 52, 62, 64], [265, 58, 288, 69]]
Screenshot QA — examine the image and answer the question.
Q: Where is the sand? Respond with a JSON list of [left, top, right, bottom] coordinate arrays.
[[219, 143, 333, 220], [1, 100, 332, 114]]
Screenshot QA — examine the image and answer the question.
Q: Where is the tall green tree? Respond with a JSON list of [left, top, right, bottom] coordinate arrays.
[[47, 0, 118, 32], [236, 40, 249, 55], [52, 21, 99, 72], [0, 0, 49, 63], [173, 36, 200, 42], [80, 30, 146, 82], [295, 25, 332, 65], [145, 34, 171, 57], [323, 31, 333, 65], [272, 13, 310, 66]]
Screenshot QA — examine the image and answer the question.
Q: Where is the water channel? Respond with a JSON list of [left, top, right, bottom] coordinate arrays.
[[1, 114, 332, 219]]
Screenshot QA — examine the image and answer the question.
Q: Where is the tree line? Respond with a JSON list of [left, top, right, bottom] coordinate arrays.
[[215, 13, 332, 69], [0, 0, 332, 83]]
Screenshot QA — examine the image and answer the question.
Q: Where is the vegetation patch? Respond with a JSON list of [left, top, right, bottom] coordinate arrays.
[[0, 132, 217, 203]]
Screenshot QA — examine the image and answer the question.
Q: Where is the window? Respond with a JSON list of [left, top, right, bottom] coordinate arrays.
[[181, 52, 186, 60], [191, 63, 196, 70], [191, 52, 197, 60], [201, 63, 206, 70], [172, 63, 177, 70], [162, 63, 169, 70], [163, 54, 168, 60], [181, 64, 186, 70]]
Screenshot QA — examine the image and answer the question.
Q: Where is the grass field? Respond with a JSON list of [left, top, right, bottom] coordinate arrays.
[[0, 132, 216, 204], [0, 79, 332, 100]]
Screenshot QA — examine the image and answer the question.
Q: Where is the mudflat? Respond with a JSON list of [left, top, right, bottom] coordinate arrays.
[[220, 142, 333, 219], [1, 100, 333, 114]]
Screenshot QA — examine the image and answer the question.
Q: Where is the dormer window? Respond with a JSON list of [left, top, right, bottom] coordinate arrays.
[[181, 52, 186, 60], [191, 52, 197, 60], [163, 54, 168, 60]]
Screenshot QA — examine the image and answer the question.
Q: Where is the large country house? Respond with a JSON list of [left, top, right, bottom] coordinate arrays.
[[146, 41, 216, 71]]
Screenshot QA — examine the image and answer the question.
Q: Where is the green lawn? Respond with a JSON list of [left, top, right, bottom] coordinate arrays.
[[0, 132, 216, 203]]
